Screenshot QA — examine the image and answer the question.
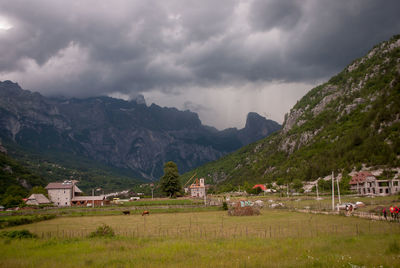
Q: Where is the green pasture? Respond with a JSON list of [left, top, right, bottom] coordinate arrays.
[[1, 209, 400, 267], [122, 198, 204, 206]]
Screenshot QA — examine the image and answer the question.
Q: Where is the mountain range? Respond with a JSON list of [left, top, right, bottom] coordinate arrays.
[[0, 81, 280, 190], [181, 35, 400, 190]]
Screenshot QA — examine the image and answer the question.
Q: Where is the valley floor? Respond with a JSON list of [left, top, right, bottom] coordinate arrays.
[[1, 209, 400, 267]]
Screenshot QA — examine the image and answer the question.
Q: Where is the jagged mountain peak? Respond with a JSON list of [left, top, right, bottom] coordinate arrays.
[[0, 82, 280, 184]]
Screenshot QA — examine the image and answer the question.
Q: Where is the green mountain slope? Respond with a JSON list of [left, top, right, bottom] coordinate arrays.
[[3, 142, 143, 193], [0, 143, 46, 207], [181, 35, 400, 189]]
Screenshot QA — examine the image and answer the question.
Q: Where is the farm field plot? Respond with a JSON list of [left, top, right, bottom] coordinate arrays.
[[1, 209, 400, 267]]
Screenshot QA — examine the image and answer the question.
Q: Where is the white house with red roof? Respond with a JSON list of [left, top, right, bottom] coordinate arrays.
[[189, 178, 206, 198]]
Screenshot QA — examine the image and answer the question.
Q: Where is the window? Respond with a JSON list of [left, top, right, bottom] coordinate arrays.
[[380, 189, 383, 193]]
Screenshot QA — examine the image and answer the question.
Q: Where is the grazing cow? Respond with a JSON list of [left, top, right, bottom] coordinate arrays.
[[142, 210, 150, 216], [122, 210, 130, 215]]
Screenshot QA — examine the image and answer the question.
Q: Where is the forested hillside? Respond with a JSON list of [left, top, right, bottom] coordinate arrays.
[[0, 143, 46, 208], [181, 35, 400, 190]]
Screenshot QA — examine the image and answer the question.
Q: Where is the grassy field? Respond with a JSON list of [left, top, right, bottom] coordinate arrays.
[[122, 199, 204, 206], [0, 204, 220, 218], [1, 209, 400, 267]]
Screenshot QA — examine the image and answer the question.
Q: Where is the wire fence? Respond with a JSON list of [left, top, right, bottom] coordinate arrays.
[[32, 214, 400, 240]]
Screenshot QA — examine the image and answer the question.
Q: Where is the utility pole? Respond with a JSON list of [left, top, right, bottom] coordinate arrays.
[[92, 188, 94, 208], [150, 183, 154, 200], [336, 175, 341, 205], [316, 180, 319, 200], [331, 171, 335, 211], [287, 183, 289, 197]]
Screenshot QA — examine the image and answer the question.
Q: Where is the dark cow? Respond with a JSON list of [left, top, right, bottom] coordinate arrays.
[[122, 210, 130, 215]]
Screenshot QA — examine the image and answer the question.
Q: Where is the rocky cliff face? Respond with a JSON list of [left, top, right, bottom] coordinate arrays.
[[0, 81, 280, 180], [181, 35, 400, 187]]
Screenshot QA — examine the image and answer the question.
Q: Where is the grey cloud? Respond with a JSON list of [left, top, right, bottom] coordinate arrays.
[[249, 0, 303, 31], [183, 101, 210, 113], [0, 0, 400, 98]]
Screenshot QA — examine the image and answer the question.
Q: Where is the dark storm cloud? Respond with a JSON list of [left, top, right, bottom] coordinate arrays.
[[0, 0, 400, 97]]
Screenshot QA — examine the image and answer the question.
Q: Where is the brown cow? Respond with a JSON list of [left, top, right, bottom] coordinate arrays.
[[142, 210, 150, 216]]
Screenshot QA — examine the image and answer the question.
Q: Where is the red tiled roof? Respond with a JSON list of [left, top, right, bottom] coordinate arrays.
[[252, 184, 266, 191], [349, 171, 374, 185]]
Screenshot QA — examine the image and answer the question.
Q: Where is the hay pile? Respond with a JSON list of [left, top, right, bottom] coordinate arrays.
[[228, 205, 260, 216]]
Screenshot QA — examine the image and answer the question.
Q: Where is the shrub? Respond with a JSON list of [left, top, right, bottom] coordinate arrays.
[[0, 230, 37, 239], [1, 214, 56, 228], [88, 224, 115, 238], [222, 201, 228, 210]]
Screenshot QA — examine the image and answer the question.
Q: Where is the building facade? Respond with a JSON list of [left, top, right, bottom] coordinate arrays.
[[45, 180, 82, 206], [71, 196, 109, 206], [189, 178, 206, 198], [349, 171, 400, 196]]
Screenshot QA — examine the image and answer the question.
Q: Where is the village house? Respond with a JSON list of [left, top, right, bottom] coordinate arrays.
[[45, 180, 108, 207], [189, 178, 206, 198], [349, 171, 400, 196], [45, 180, 82, 206], [25, 194, 51, 206]]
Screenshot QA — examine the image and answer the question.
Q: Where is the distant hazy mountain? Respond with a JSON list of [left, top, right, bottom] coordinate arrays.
[[180, 35, 400, 188], [0, 81, 280, 185]]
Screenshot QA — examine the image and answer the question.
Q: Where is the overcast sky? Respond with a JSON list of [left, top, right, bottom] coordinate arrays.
[[1, 1, 400, 129]]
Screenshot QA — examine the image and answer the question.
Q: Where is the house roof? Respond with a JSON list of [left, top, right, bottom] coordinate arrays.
[[253, 184, 266, 191], [45, 182, 74, 189], [349, 171, 375, 185], [45, 181, 82, 193], [27, 194, 51, 204], [74, 185, 83, 193], [189, 178, 205, 188], [72, 195, 105, 201]]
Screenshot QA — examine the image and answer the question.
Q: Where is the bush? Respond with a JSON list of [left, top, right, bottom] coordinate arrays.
[[88, 224, 115, 238], [222, 201, 228, 210], [0, 214, 56, 229], [0, 230, 37, 239]]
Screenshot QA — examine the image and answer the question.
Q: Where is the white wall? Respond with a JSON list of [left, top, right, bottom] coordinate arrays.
[[48, 189, 72, 206]]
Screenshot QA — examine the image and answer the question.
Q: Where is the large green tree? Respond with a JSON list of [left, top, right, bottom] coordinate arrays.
[[159, 161, 182, 198]]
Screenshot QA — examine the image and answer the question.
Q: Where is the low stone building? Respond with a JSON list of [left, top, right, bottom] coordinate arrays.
[[46, 180, 109, 207], [349, 171, 400, 196], [25, 194, 51, 206], [45, 180, 82, 206], [71, 195, 109, 206], [189, 178, 206, 198]]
